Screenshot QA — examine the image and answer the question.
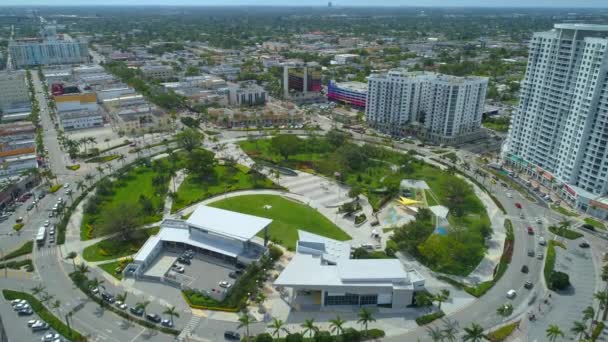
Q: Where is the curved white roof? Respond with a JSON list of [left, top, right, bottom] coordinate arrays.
[[186, 205, 272, 242]]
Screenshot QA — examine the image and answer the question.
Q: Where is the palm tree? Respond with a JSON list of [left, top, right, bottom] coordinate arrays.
[[163, 305, 180, 326], [79, 137, 89, 154], [96, 166, 105, 179], [462, 322, 487, 342], [237, 314, 253, 339], [66, 252, 77, 270], [135, 300, 150, 316], [558, 219, 571, 235], [434, 289, 450, 310], [51, 299, 61, 314], [329, 316, 346, 336], [89, 278, 105, 295], [75, 262, 89, 275], [41, 292, 54, 306], [496, 303, 513, 317], [357, 308, 376, 336], [582, 305, 595, 335], [571, 321, 587, 341], [116, 292, 128, 304], [426, 326, 443, 342], [31, 285, 46, 298], [118, 154, 126, 165], [441, 318, 459, 342], [301, 318, 318, 338], [84, 173, 94, 185], [594, 291, 608, 321], [546, 324, 564, 342], [269, 317, 288, 338]]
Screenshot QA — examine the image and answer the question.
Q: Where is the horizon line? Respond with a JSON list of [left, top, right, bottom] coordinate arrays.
[[1, 4, 608, 9]]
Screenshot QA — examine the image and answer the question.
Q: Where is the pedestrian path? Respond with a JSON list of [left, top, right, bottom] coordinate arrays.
[[178, 315, 201, 341]]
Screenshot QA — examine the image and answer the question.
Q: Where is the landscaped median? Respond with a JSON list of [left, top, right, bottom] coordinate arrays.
[[486, 321, 520, 342], [544, 240, 568, 290], [2, 289, 87, 342], [415, 310, 445, 326], [0, 241, 33, 261], [548, 225, 583, 240]]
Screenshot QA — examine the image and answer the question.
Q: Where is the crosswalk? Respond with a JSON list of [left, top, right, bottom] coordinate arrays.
[[35, 246, 59, 258], [177, 315, 201, 341]]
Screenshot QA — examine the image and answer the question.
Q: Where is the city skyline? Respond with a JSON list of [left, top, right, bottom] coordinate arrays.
[[1, 0, 608, 7]]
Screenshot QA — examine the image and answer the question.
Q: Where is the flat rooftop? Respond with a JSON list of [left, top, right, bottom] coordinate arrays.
[[186, 205, 272, 242]]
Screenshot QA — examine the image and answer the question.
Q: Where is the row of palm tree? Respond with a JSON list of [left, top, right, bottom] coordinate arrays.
[[237, 308, 377, 340], [425, 319, 485, 342]]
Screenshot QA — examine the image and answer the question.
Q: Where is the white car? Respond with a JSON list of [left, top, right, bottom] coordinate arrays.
[[161, 319, 174, 327], [28, 319, 41, 327], [506, 289, 517, 299], [218, 281, 232, 288], [535, 217, 542, 224], [11, 299, 27, 305], [63, 183, 69, 189], [506, 193, 512, 198], [41, 332, 60, 342], [44, 220, 50, 227], [13, 303, 30, 311], [115, 301, 127, 310], [172, 265, 185, 273]]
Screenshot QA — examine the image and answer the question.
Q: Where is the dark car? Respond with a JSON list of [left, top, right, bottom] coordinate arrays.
[[146, 313, 161, 323], [524, 281, 534, 289], [101, 292, 114, 303], [527, 227, 534, 235], [521, 265, 529, 273], [130, 307, 144, 316], [224, 331, 241, 340], [228, 272, 238, 279], [579, 241, 590, 248], [527, 249, 535, 257], [177, 257, 191, 265]]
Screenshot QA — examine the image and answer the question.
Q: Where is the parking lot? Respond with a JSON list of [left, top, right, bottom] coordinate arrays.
[[1, 298, 66, 341]]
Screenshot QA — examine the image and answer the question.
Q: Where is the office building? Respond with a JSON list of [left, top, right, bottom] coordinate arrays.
[[9, 37, 89, 68], [140, 64, 174, 80], [275, 231, 425, 309], [229, 81, 267, 106], [327, 80, 367, 108], [0, 122, 38, 179], [0, 71, 31, 114], [366, 70, 488, 144], [333, 54, 359, 65], [503, 24, 608, 219]]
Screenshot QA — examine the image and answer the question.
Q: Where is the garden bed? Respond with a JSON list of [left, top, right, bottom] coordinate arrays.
[[82, 227, 159, 261]]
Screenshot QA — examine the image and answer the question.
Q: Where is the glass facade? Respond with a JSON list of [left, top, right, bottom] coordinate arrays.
[[323, 292, 378, 306]]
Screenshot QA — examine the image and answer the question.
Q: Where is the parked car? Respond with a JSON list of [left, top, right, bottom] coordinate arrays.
[[524, 281, 534, 289], [48, 212, 54, 218], [228, 272, 238, 279], [13, 303, 30, 311], [177, 257, 191, 265], [41, 332, 60, 341], [31, 322, 50, 331], [527, 249, 535, 257], [115, 301, 127, 310], [18, 308, 34, 316], [130, 307, 144, 316], [64, 183, 70, 189], [12, 299, 27, 306], [219, 281, 232, 288], [172, 265, 185, 273], [15, 217, 23, 223], [161, 319, 173, 327], [579, 241, 590, 248], [28, 319, 42, 327], [539, 237, 547, 246], [527, 226, 534, 235], [521, 265, 529, 273], [26, 204, 34, 211], [89, 286, 99, 294], [44, 220, 50, 227], [146, 313, 161, 323], [537, 253, 544, 260], [101, 292, 114, 303], [515, 202, 522, 209], [224, 331, 241, 340]]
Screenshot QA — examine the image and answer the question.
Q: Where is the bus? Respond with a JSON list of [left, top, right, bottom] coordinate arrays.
[[35, 226, 46, 246]]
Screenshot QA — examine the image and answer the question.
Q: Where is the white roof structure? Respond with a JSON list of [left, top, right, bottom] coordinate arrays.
[[429, 205, 449, 219], [400, 179, 430, 190], [275, 231, 424, 289], [186, 205, 272, 242]]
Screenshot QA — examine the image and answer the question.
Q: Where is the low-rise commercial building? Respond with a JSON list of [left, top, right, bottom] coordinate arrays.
[[59, 108, 104, 130], [140, 64, 174, 80], [208, 101, 304, 128], [333, 54, 359, 65], [0, 122, 37, 179], [275, 231, 425, 309]]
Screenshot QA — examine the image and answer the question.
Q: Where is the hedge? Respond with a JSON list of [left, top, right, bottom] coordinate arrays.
[[592, 321, 605, 341], [181, 292, 239, 312], [415, 310, 445, 325], [66, 165, 81, 171], [69, 272, 179, 335], [548, 226, 583, 240], [2, 289, 87, 342], [251, 328, 385, 341], [1, 241, 33, 261], [487, 321, 519, 342], [50, 184, 63, 193], [0, 259, 34, 272]]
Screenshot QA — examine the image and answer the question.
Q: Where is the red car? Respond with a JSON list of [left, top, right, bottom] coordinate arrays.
[[527, 226, 534, 235], [515, 202, 522, 209]]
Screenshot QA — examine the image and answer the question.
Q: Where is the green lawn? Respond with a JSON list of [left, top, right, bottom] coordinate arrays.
[[551, 205, 579, 218], [584, 217, 606, 230], [171, 165, 280, 213], [98, 260, 126, 280], [208, 195, 351, 250], [81, 167, 165, 240], [548, 226, 584, 240], [82, 227, 159, 262]]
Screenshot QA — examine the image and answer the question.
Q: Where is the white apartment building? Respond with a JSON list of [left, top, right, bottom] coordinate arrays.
[[503, 24, 608, 219], [0, 71, 31, 114], [229, 81, 267, 106], [9, 37, 89, 68], [366, 70, 488, 144]]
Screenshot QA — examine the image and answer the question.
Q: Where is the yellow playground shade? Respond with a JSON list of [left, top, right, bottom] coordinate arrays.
[[398, 197, 422, 206]]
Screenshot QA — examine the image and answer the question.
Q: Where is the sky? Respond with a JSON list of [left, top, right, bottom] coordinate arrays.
[[1, 0, 607, 7]]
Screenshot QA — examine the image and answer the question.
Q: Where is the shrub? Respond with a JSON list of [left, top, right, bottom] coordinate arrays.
[[13, 223, 24, 232], [487, 322, 519, 342], [285, 332, 305, 342], [549, 271, 570, 290], [342, 328, 362, 342], [0, 259, 34, 272], [50, 184, 62, 193], [592, 321, 605, 340], [548, 226, 583, 240], [2, 289, 87, 342], [66, 164, 81, 171], [415, 310, 445, 325], [365, 329, 386, 339], [269, 245, 284, 261]]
